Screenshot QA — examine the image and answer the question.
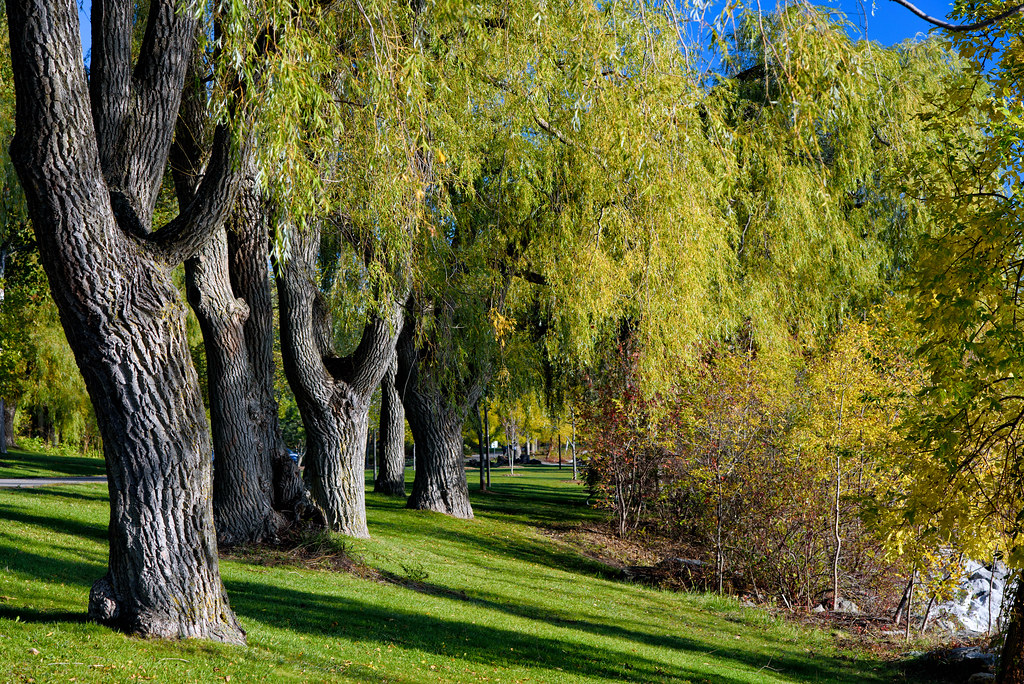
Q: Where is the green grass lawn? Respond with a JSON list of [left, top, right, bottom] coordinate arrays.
[[0, 444, 106, 479], [0, 456, 917, 683]]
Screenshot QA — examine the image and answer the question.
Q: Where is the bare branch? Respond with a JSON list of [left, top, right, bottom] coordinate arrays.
[[887, 0, 1024, 32]]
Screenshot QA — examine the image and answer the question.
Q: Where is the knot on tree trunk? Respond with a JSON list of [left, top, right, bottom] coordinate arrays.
[[88, 575, 120, 624]]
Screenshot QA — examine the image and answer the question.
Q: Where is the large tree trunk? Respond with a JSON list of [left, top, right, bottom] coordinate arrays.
[[5, 0, 244, 642], [374, 354, 406, 496], [225, 189, 307, 519], [396, 318, 476, 519], [175, 99, 281, 546], [185, 221, 283, 546], [172, 57, 303, 545], [275, 221, 403, 538]]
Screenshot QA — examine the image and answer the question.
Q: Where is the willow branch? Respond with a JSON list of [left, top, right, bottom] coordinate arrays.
[[887, 0, 1024, 32]]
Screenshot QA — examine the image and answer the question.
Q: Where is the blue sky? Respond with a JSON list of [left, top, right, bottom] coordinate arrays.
[[76, 0, 956, 61], [828, 0, 952, 44]]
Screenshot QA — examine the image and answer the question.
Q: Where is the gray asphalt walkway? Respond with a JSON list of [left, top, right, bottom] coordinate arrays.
[[0, 476, 106, 488]]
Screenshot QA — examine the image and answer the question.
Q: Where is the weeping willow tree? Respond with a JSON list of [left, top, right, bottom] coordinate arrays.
[[252, 0, 430, 536], [382, 0, 733, 517], [536, 8, 955, 411], [245, 0, 716, 524], [689, 11, 951, 361]]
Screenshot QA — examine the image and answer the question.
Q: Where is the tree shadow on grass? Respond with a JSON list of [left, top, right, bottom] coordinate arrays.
[[0, 605, 88, 624], [368, 517, 619, 579], [471, 479, 596, 524], [226, 578, 762, 684], [365, 467, 597, 527], [0, 503, 109, 543], [0, 449, 105, 478], [15, 486, 111, 504], [382, 579, 877, 683], [0, 544, 103, 586]]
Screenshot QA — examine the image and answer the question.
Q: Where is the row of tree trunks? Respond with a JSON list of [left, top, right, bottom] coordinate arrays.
[[4, 0, 483, 647], [5, 0, 244, 642]]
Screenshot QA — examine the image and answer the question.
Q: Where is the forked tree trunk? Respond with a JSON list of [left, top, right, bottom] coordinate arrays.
[[275, 221, 403, 537], [374, 354, 406, 496], [396, 318, 477, 519], [6, 0, 244, 642]]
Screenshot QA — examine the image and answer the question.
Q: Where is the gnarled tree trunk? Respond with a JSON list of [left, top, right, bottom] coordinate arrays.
[[172, 57, 306, 545], [275, 221, 404, 537], [374, 353, 406, 496], [185, 218, 283, 546], [225, 190, 308, 520], [6, 0, 244, 642], [396, 313, 477, 519]]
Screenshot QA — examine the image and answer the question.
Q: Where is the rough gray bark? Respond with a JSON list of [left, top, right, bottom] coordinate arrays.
[[185, 219, 284, 545], [5, 0, 244, 642], [396, 310, 478, 519], [171, 61, 285, 547], [225, 190, 308, 520], [374, 353, 406, 496], [275, 221, 404, 537]]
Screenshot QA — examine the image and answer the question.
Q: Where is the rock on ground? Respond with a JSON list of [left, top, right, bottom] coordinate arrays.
[[932, 560, 1008, 635]]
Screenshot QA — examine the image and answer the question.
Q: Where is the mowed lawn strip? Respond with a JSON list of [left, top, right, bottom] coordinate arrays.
[[1, 461, 907, 683]]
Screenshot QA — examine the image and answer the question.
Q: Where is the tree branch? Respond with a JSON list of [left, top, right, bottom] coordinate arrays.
[[141, 124, 241, 263], [518, 269, 548, 287], [99, 0, 199, 226], [887, 0, 1024, 32], [531, 110, 574, 148]]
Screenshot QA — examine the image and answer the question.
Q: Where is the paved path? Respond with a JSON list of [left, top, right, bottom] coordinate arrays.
[[0, 476, 106, 488]]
